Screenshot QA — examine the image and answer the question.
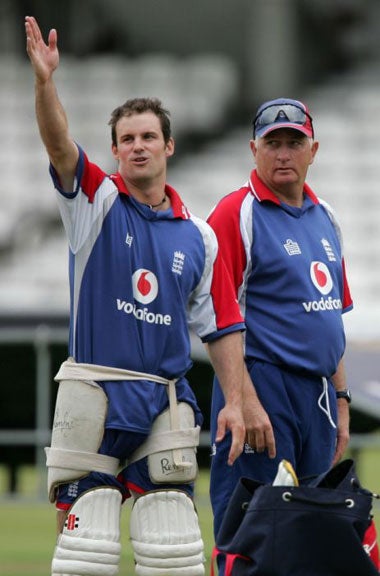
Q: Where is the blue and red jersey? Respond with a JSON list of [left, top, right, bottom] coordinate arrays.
[[50, 146, 244, 380], [207, 169, 352, 377]]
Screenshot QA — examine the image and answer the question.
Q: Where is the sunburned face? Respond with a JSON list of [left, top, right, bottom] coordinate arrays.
[[112, 112, 174, 189], [250, 128, 319, 203]]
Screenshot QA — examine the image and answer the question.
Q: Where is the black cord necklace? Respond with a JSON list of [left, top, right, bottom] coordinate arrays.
[[148, 194, 167, 209]]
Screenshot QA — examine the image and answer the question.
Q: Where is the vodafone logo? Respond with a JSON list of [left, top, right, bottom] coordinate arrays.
[[310, 261, 333, 295], [303, 261, 341, 313], [116, 268, 172, 325], [132, 269, 158, 304]]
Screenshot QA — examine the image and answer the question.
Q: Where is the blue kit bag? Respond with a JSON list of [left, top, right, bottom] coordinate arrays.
[[212, 459, 379, 576]]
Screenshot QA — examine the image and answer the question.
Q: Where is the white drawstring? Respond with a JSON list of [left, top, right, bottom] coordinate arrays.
[[317, 377, 337, 429]]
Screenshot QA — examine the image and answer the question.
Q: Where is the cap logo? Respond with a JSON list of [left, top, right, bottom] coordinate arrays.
[[276, 110, 288, 120]]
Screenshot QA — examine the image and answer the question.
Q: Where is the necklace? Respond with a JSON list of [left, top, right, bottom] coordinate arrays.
[[147, 195, 167, 210]]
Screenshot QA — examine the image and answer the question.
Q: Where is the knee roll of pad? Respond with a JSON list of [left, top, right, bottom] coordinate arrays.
[[130, 489, 205, 575], [52, 487, 122, 576]]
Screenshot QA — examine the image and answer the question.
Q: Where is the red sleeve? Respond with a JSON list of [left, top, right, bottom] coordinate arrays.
[[209, 244, 245, 331], [341, 257, 353, 311], [207, 189, 248, 297], [80, 151, 108, 203]]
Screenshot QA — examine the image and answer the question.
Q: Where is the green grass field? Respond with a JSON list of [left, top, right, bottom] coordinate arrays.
[[1, 448, 380, 576]]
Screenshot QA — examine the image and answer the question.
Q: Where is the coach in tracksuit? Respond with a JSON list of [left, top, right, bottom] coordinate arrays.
[[208, 98, 353, 552]]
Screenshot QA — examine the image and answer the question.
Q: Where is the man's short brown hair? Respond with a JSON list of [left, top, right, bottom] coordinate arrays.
[[108, 97, 172, 146]]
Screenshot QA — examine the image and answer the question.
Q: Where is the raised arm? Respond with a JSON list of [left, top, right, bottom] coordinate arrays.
[[25, 16, 79, 191]]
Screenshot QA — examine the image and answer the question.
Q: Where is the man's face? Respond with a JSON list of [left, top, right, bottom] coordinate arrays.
[[250, 128, 318, 194], [112, 112, 174, 185]]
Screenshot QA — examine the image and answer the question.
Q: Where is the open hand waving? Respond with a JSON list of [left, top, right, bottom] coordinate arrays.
[[25, 16, 59, 82]]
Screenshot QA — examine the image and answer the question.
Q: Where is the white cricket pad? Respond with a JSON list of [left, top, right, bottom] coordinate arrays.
[[130, 490, 205, 575], [45, 380, 119, 502], [51, 487, 122, 576]]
